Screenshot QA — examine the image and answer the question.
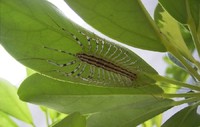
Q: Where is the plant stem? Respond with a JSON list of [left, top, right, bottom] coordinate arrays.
[[162, 93, 200, 98], [173, 97, 200, 106], [169, 47, 200, 81], [146, 74, 200, 91], [192, 101, 200, 107], [31, 124, 36, 127], [44, 110, 50, 126]]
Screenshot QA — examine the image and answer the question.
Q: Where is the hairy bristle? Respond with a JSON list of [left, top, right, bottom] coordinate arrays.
[[77, 53, 136, 81]]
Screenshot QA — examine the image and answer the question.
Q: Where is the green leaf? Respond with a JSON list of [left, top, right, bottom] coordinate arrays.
[[64, 0, 166, 51], [167, 53, 185, 69], [159, 0, 200, 27], [158, 0, 188, 24], [162, 105, 200, 127], [179, 25, 195, 52], [40, 106, 65, 123], [0, 0, 157, 88], [142, 114, 162, 127], [159, 0, 200, 58], [86, 103, 169, 127], [26, 68, 36, 77], [189, 0, 200, 29], [0, 78, 33, 124], [0, 111, 18, 127], [18, 74, 173, 127], [154, 4, 194, 62], [52, 112, 86, 127], [163, 56, 189, 82], [18, 73, 166, 113]]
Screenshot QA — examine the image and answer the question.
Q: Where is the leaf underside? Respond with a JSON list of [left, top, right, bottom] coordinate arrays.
[[64, 0, 166, 52], [18, 73, 173, 127], [0, 0, 158, 87]]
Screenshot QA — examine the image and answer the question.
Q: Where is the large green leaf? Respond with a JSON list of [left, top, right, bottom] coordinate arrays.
[[159, 0, 200, 58], [0, 0, 157, 87], [52, 112, 86, 127], [162, 105, 200, 127], [0, 78, 32, 124], [64, 0, 166, 52], [0, 111, 18, 127], [158, 0, 187, 24], [86, 101, 170, 127], [159, 0, 200, 28], [18, 74, 173, 127], [154, 4, 194, 62]]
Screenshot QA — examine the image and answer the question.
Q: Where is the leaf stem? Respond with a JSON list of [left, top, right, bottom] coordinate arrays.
[[168, 45, 200, 81], [44, 110, 50, 126], [173, 97, 200, 106], [31, 123, 36, 127], [162, 93, 200, 98], [146, 74, 200, 91]]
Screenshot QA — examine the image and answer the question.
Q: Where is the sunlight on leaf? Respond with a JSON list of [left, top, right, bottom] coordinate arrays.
[[141, 114, 162, 127], [154, 4, 194, 62], [0, 78, 33, 124], [0, 111, 18, 127]]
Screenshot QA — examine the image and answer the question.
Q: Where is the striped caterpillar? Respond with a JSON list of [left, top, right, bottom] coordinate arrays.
[[42, 29, 139, 87]]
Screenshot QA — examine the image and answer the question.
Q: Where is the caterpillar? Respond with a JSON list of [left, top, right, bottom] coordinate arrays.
[[41, 27, 140, 87], [17, 15, 156, 87]]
